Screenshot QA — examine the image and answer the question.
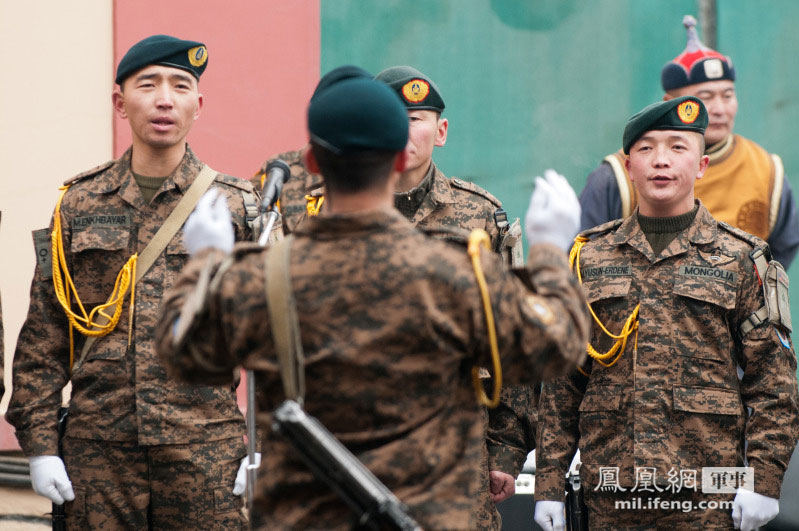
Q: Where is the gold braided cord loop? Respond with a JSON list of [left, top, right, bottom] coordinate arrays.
[[305, 195, 325, 216], [468, 229, 502, 408], [51, 185, 138, 370], [569, 236, 639, 370]]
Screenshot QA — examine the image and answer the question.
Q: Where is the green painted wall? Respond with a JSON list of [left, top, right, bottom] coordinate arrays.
[[321, 0, 799, 341]]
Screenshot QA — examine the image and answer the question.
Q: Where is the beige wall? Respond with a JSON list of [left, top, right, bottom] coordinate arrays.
[[0, 2, 113, 414]]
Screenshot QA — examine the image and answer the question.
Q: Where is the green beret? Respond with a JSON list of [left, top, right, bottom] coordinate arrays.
[[308, 78, 408, 154], [622, 96, 708, 154], [116, 34, 208, 85], [375, 66, 445, 113], [311, 65, 372, 101]]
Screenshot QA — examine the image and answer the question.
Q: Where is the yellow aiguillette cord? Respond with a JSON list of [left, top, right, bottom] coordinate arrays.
[[569, 236, 639, 377], [468, 229, 502, 408], [51, 185, 138, 371]]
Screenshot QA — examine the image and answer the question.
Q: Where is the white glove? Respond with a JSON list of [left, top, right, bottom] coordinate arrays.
[[525, 169, 581, 252], [29, 455, 75, 504], [534, 500, 566, 531], [183, 189, 235, 256], [732, 488, 779, 530], [232, 452, 261, 496]]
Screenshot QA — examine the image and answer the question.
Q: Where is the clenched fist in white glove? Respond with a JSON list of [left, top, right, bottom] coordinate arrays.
[[732, 488, 779, 530], [184, 189, 235, 256], [232, 452, 262, 496], [525, 169, 581, 252], [29, 455, 74, 504], [534, 500, 566, 531]]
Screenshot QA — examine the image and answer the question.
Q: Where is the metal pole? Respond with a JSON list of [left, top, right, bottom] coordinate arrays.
[[698, 0, 718, 50]]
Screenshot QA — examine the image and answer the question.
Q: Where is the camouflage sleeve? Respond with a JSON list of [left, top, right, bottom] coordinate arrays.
[[734, 250, 799, 499], [483, 242, 589, 385], [486, 384, 539, 475], [155, 248, 241, 386], [535, 370, 588, 502], [6, 215, 72, 457]]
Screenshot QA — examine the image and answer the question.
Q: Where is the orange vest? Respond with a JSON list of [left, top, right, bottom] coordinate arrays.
[[606, 134, 784, 240]]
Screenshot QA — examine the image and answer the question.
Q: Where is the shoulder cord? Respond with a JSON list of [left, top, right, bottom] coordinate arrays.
[[468, 229, 502, 408], [51, 185, 138, 371], [569, 236, 639, 377], [305, 195, 324, 216]]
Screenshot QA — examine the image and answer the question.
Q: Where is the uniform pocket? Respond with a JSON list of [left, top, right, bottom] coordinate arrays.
[[672, 385, 741, 416], [579, 384, 626, 465], [70, 227, 132, 304]]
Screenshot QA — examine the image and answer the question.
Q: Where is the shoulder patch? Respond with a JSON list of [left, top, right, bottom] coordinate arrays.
[[578, 218, 624, 240], [63, 160, 115, 186], [449, 177, 502, 207], [717, 221, 766, 250], [214, 173, 255, 193]]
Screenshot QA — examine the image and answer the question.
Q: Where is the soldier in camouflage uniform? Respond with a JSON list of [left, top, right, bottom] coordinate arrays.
[[157, 73, 589, 530], [255, 65, 531, 528], [6, 35, 257, 529], [535, 97, 799, 531]]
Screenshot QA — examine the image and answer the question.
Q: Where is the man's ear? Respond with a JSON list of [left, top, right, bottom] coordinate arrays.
[[304, 145, 320, 174], [112, 88, 127, 120], [624, 156, 634, 182], [435, 118, 448, 147]]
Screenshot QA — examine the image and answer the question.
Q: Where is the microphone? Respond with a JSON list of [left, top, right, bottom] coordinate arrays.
[[259, 160, 291, 213]]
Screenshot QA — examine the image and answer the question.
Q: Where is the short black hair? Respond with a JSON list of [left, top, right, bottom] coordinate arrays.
[[310, 141, 398, 195]]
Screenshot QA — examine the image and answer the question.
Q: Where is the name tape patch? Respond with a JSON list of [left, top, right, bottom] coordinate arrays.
[[580, 265, 632, 280], [72, 214, 131, 230]]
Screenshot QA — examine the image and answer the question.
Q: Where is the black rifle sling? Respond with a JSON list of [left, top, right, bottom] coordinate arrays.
[[264, 235, 305, 402]]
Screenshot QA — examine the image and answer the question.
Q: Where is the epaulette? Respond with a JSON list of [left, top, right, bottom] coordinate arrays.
[[213, 173, 255, 193], [449, 177, 502, 208], [577, 218, 624, 240], [259, 149, 304, 175], [232, 241, 263, 257], [717, 221, 769, 253], [421, 226, 470, 245], [62, 160, 115, 186]]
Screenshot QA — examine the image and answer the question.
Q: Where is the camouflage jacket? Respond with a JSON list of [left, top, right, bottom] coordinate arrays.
[[256, 153, 530, 528], [156, 208, 589, 530], [7, 146, 253, 456], [536, 202, 799, 501]]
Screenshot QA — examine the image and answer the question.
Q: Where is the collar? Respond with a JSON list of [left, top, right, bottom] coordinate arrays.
[[705, 134, 735, 164], [610, 200, 717, 262], [294, 207, 414, 240], [425, 163, 459, 206]]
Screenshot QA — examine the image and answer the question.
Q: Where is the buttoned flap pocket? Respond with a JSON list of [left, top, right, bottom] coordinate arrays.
[[71, 226, 129, 253], [579, 384, 623, 411], [673, 264, 737, 309], [673, 385, 741, 415], [581, 275, 632, 304]]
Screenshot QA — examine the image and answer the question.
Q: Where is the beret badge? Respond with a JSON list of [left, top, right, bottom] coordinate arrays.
[[401, 79, 430, 104]]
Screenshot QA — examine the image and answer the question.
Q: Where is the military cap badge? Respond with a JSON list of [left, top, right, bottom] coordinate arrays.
[[401, 79, 430, 104], [188, 46, 207, 67], [677, 100, 699, 124]]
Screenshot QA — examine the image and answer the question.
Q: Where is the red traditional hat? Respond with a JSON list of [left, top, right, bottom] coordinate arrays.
[[661, 15, 735, 91]]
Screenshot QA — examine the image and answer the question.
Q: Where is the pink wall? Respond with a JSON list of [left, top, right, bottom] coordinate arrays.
[[113, 0, 320, 178]]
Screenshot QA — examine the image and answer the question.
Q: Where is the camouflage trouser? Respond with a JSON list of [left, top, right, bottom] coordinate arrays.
[[584, 488, 735, 530], [62, 436, 247, 530]]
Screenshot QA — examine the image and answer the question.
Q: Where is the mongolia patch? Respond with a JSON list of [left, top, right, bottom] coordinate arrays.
[[678, 264, 737, 285]]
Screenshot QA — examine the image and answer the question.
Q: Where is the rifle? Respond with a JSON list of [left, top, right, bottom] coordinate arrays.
[[272, 400, 421, 531], [52, 406, 68, 531], [565, 468, 588, 531]]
